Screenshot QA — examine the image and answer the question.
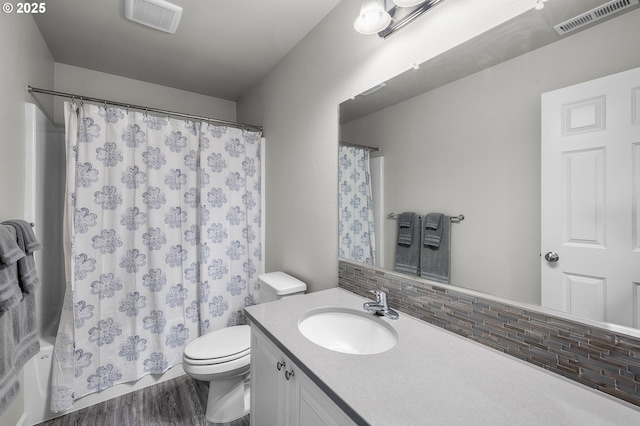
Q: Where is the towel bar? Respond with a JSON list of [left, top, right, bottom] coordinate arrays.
[[387, 213, 464, 222]]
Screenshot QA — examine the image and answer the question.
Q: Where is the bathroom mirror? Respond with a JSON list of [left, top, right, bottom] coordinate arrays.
[[339, 0, 640, 329]]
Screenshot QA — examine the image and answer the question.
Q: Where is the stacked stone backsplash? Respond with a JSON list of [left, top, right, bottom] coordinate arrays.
[[338, 260, 640, 407]]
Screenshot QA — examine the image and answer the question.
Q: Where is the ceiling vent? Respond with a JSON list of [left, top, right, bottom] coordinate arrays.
[[124, 0, 182, 34], [554, 0, 638, 36]]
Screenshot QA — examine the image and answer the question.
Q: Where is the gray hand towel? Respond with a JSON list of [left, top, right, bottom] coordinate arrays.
[[3, 220, 41, 253], [0, 225, 24, 313], [397, 212, 415, 245], [395, 213, 421, 275], [2, 222, 40, 295], [0, 225, 24, 266], [420, 215, 451, 284], [423, 212, 443, 248]]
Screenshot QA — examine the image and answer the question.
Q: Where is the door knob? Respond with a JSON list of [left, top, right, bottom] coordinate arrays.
[[544, 252, 559, 262]]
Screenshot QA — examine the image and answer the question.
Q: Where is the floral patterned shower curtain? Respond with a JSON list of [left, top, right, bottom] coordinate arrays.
[[338, 145, 376, 265], [50, 102, 262, 412]]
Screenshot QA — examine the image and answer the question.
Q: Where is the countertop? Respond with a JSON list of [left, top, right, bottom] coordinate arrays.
[[245, 288, 640, 425]]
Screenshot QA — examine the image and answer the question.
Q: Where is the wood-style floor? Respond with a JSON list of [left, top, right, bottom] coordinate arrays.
[[36, 376, 250, 426]]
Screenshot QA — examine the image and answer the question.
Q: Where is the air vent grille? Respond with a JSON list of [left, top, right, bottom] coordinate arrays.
[[554, 0, 638, 36], [124, 0, 182, 34]]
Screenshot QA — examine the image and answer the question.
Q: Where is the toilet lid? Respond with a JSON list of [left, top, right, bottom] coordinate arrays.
[[184, 325, 251, 360]]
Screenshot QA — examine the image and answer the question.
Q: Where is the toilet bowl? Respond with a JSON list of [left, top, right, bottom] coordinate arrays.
[[182, 271, 307, 423], [182, 325, 251, 423]]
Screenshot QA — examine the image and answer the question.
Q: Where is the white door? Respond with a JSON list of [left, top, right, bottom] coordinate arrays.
[[541, 66, 640, 328]]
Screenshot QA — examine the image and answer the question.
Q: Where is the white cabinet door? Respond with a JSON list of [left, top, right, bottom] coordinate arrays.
[[251, 327, 291, 426], [250, 326, 356, 426], [293, 372, 356, 426], [541, 66, 640, 327]]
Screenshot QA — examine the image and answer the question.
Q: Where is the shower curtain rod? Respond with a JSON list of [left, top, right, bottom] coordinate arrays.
[[27, 85, 263, 133], [339, 140, 380, 151]]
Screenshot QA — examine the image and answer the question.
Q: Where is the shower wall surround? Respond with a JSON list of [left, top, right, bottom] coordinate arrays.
[[338, 260, 640, 407]]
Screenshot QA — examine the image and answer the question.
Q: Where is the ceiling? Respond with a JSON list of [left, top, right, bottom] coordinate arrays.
[[33, 0, 342, 101]]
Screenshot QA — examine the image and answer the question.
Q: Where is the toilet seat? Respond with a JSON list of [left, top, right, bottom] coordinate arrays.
[[183, 325, 251, 366], [184, 347, 250, 365], [182, 352, 250, 381]]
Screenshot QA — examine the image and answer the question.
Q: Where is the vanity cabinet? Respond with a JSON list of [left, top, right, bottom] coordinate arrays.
[[250, 326, 356, 426]]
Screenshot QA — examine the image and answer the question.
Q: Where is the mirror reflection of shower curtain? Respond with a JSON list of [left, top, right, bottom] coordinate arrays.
[[338, 146, 376, 265], [50, 102, 262, 412]]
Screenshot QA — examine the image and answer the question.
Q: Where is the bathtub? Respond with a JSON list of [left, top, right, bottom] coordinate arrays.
[[21, 331, 56, 425], [20, 328, 186, 425]]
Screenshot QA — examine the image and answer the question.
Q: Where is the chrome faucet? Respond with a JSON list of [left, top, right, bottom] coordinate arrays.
[[363, 290, 399, 320]]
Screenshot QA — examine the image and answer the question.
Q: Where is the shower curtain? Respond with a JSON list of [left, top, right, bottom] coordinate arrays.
[[50, 102, 262, 412], [338, 145, 376, 265]]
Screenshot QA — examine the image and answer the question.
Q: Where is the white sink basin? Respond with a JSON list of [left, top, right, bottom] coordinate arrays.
[[297, 307, 397, 355]]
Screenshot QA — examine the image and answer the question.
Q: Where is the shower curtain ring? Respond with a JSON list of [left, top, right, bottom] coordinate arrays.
[[103, 100, 107, 109]]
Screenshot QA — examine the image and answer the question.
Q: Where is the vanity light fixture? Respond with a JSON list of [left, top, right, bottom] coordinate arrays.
[[392, 0, 427, 7], [354, 0, 392, 35], [355, 0, 446, 38]]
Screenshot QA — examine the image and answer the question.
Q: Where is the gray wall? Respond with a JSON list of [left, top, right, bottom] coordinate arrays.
[[237, 0, 535, 292], [52, 63, 237, 126], [0, 13, 54, 220], [0, 12, 54, 426], [340, 7, 640, 304]]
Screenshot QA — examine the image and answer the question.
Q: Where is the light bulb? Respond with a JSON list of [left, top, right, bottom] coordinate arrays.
[[534, 0, 549, 11], [354, 0, 392, 34]]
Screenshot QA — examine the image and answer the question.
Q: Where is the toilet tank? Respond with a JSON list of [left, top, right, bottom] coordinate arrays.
[[258, 272, 306, 303]]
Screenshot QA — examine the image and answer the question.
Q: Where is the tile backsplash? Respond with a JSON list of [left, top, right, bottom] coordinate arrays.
[[338, 260, 640, 407]]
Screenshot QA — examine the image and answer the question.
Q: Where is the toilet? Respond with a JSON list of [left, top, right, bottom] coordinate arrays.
[[182, 271, 307, 423]]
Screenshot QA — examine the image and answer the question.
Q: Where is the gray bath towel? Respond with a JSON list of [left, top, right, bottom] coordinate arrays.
[[420, 215, 451, 284], [0, 225, 25, 313], [2, 221, 40, 295], [395, 213, 421, 276], [423, 212, 443, 248], [0, 292, 40, 415]]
